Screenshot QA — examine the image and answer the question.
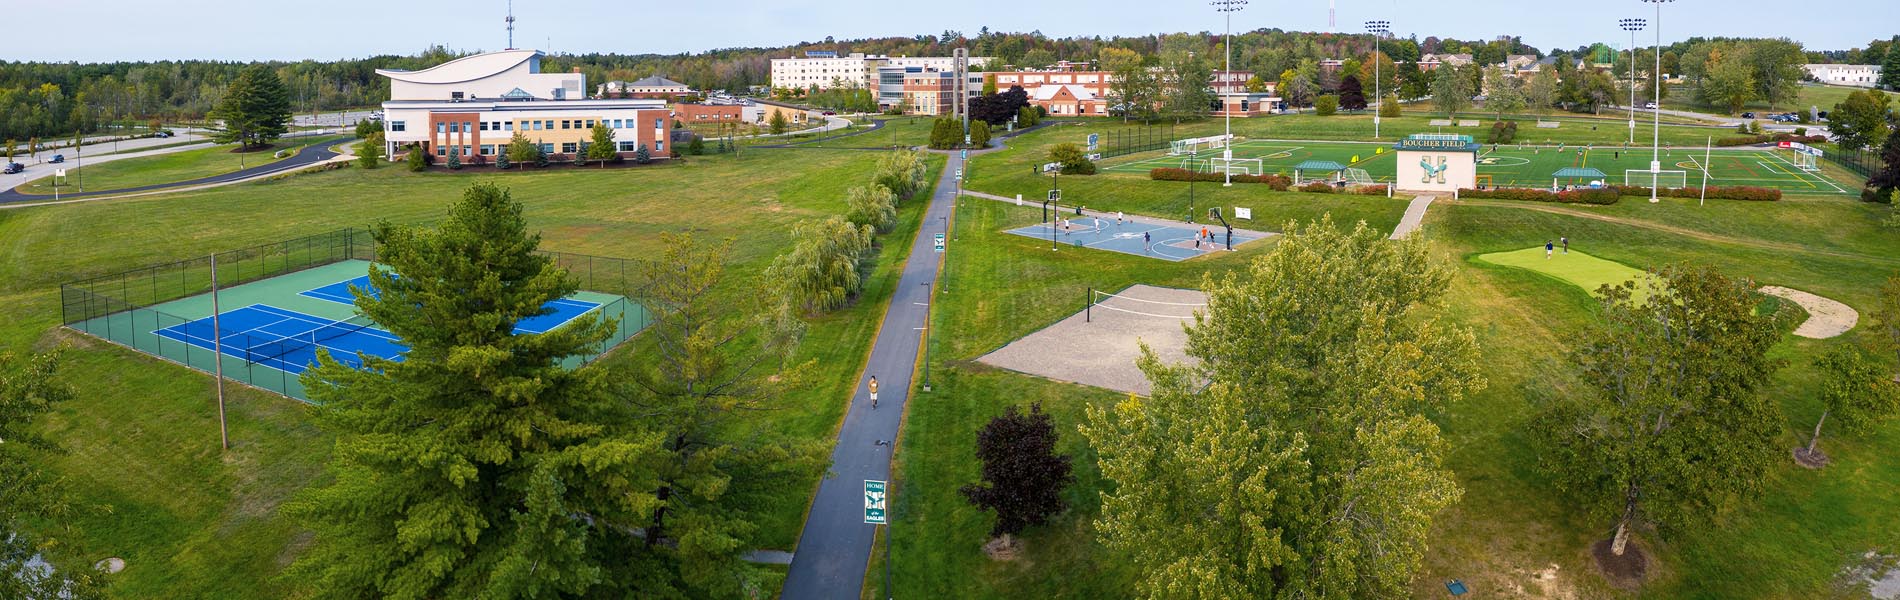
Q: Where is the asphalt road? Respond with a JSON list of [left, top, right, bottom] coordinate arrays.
[[0, 135, 351, 204], [779, 144, 984, 599]]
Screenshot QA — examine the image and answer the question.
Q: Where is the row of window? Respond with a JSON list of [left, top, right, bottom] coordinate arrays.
[[430, 140, 665, 156], [429, 118, 666, 134]]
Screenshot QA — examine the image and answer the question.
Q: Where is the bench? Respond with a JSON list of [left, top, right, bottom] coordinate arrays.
[[1428, 119, 1453, 126], [1535, 121, 1562, 129], [1457, 120, 1481, 127]]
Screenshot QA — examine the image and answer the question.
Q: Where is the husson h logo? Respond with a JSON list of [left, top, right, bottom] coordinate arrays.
[[1419, 156, 1449, 184]]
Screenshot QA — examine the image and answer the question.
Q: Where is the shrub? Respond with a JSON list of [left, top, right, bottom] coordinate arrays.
[[1314, 95, 1340, 116], [1488, 120, 1519, 144], [1794, 127, 1808, 137], [1350, 184, 1390, 196], [445, 151, 461, 170], [357, 133, 383, 169], [1379, 95, 1402, 118], [1298, 181, 1336, 193], [1050, 142, 1097, 175], [1458, 186, 1619, 204], [634, 145, 651, 164], [1736, 121, 1754, 134], [929, 116, 961, 149], [494, 151, 510, 170], [1147, 168, 1293, 189], [970, 120, 993, 148], [405, 144, 427, 172], [845, 184, 899, 233], [1609, 184, 1781, 201], [688, 136, 706, 155], [1716, 135, 1771, 146]]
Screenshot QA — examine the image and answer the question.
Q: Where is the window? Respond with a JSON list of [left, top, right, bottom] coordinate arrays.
[[655, 141, 664, 152], [654, 118, 663, 129], [561, 142, 577, 154], [618, 141, 638, 151], [389, 121, 406, 132], [436, 146, 446, 156], [612, 119, 622, 128], [437, 122, 446, 133], [539, 143, 553, 154], [504, 122, 513, 131], [479, 122, 488, 131], [464, 122, 472, 134], [481, 145, 496, 156], [585, 119, 595, 128]]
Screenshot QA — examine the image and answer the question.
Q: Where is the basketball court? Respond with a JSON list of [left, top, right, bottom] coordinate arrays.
[[1003, 215, 1267, 262]]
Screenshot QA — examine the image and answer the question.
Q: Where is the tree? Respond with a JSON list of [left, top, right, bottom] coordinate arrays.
[[357, 132, 383, 169], [873, 149, 929, 201], [1379, 94, 1402, 118], [633, 144, 652, 164], [687, 135, 705, 156], [764, 216, 876, 314], [768, 110, 789, 135], [354, 118, 380, 138], [928, 116, 961, 149], [1798, 347, 1900, 466], [208, 64, 291, 149], [981, 74, 998, 96], [5, 139, 15, 162], [1081, 218, 1483, 598], [960, 403, 1074, 538], [1164, 53, 1213, 122], [1524, 69, 1559, 116], [405, 144, 427, 172], [506, 133, 539, 168], [1878, 275, 1900, 369], [1, 351, 106, 600], [1398, 61, 1430, 100], [969, 119, 992, 148], [1049, 142, 1096, 175], [1577, 71, 1619, 115], [844, 184, 898, 233], [1883, 37, 1900, 91], [493, 148, 509, 170], [1109, 59, 1160, 122], [1016, 105, 1041, 127], [1431, 64, 1474, 116], [287, 183, 651, 598], [1484, 66, 1526, 118], [1338, 75, 1367, 111], [1701, 53, 1758, 115], [1244, 74, 1269, 93], [445, 149, 461, 170], [1869, 116, 1900, 203], [1313, 94, 1340, 116], [1831, 89, 1893, 152], [1532, 265, 1783, 559], [585, 123, 618, 167], [623, 232, 826, 596]]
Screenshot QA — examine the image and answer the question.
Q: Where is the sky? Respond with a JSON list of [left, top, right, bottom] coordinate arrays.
[[9, 0, 1896, 63]]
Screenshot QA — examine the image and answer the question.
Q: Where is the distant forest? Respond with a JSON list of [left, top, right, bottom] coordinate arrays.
[[1, 28, 1888, 142]]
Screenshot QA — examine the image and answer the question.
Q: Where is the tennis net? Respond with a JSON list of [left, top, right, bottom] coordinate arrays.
[[239, 314, 380, 366]]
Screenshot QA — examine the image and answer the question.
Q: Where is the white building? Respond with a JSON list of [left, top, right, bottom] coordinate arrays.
[[771, 52, 993, 91], [1804, 64, 1882, 87], [377, 50, 673, 161]]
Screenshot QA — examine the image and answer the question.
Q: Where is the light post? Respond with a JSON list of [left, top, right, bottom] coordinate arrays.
[[1641, 0, 1674, 204], [1212, 0, 1246, 187], [1366, 20, 1390, 139], [1619, 18, 1646, 147]]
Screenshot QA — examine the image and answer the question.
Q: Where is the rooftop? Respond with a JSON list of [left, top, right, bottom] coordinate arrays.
[[376, 49, 541, 85]]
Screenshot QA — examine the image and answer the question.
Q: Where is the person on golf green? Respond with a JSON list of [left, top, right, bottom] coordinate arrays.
[[1545, 240, 1555, 259]]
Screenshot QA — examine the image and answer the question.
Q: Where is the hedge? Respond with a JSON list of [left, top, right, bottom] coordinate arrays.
[[1715, 133, 1828, 147], [1150, 168, 1291, 190], [1608, 184, 1781, 201]]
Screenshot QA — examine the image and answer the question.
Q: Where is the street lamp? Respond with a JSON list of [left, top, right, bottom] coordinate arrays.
[[1619, 18, 1646, 147], [1365, 20, 1391, 139], [1212, 0, 1246, 187], [1641, 0, 1674, 204]]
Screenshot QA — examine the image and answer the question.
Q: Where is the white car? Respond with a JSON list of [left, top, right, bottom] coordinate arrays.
[[1643, 102, 1658, 109]]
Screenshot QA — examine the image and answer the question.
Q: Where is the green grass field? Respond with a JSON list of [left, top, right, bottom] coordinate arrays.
[[1098, 138, 1854, 193], [1474, 247, 1656, 303], [12, 137, 338, 195]]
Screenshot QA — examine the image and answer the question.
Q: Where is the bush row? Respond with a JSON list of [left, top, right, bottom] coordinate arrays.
[[1457, 187, 1621, 204], [1715, 133, 1829, 147], [1607, 185, 1781, 201], [1149, 168, 1292, 190]]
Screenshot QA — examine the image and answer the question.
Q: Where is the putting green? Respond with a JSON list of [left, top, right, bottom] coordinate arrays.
[[1475, 247, 1654, 302]]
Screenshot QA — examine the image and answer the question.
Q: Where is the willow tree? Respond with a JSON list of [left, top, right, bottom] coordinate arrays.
[[1083, 218, 1483, 598]]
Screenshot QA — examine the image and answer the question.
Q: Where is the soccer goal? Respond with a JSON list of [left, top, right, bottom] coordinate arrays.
[[1168, 134, 1234, 156], [1341, 168, 1375, 185], [1790, 148, 1821, 172], [1210, 156, 1263, 176], [1625, 169, 1688, 189]]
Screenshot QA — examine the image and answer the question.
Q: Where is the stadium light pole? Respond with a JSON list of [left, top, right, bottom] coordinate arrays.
[[1619, 18, 1646, 147], [1365, 21, 1390, 139], [1213, 0, 1246, 187], [1642, 0, 1674, 203]]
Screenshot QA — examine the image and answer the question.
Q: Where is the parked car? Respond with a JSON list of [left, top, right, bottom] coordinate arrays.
[[821, 110, 836, 116], [1740, 112, 1756, 119], [1643, 102, 1658, 109], [154, 129, 174, 138], [2, 162, 22, 174], [48, 154, 64, 164]]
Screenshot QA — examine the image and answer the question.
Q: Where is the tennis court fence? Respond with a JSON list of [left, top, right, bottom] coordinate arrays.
[[59, 227, 655, 402]]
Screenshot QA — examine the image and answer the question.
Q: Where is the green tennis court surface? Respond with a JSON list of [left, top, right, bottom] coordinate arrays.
[[1101, 139, 1853, 194], [1475, 247, 1655, 302]]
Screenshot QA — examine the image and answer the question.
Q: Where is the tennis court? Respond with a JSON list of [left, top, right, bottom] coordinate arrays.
[[1101, 139, 1853, 194], [1003, 216, 1267, 262], [64, 251, 647, 402]]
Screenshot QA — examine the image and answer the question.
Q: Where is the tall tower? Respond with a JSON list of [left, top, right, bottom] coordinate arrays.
[[505, 0, 516, 50], [954, 47, 969, 137], [1328, 0, 1336, 33]]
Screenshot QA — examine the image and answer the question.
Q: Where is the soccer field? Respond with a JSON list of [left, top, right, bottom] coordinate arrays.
[[1100, 139, 1854, 194]]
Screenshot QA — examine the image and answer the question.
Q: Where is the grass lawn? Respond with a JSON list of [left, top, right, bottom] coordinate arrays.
[[1666, 83, 1896, 117], [0, 147, 942, 597], [796, 116, 938, 149], [12, 137, 337, 195], [1474, 247, 1655, 302]]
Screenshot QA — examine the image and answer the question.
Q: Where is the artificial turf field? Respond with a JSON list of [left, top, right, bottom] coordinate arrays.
[[1100, 138, 1854, 194]]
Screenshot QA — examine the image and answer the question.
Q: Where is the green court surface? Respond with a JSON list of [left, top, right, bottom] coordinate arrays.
[[67, 259, 644, 401], [1474, 247, 1655, 302], [1100, 139, 1853, 194]]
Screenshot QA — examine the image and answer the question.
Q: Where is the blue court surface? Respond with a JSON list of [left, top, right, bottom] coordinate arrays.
[[154, 304, 406, 374], [301, 275, 601, 335], [1003, 216, 1266, 261]]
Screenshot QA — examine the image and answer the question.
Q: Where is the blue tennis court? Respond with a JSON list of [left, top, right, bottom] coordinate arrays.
[[301, 275, 601, 334], [154, 304, 406, 374], [1003, 216, 1266, 262]]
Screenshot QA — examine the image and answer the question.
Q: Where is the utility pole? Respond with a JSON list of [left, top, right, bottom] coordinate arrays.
[[1212, 0, 1247, 187]]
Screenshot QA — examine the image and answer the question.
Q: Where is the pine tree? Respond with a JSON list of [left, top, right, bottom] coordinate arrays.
[[445, 149, 461, 170], [405, 144, 427, 172], [961, 403, 1074, 538], [209, 64, 291, 149], [357, 133, 383, 169], [1883, 37, 1900, 91], [633, 144, 651, 164], [287, 183, 656, 599]]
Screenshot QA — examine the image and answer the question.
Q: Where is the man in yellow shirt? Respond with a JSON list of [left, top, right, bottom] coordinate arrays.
[[868, 376, 880, 409]]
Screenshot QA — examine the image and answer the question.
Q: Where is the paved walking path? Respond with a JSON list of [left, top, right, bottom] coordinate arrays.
[[959, 188, 1277, 239], [779, 144, 989, 599], [1390, 194, 1437, 239], [0, 137, 352, 208]]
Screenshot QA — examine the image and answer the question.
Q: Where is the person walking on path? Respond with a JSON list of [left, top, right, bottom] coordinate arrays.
[[1561, 236, 1569, 254], [1545, 240, 1555, 259], [1144, 230, 1152, 252], [1095, 219, 1103, 235], [868, 376, 880, 409]]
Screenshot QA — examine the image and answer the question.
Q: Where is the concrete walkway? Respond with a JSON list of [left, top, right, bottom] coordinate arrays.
[[1390, 195, 1437, 240], [779, 144, 992, 599], [959, 188, 1277, 239], [1, 136, 353, 208]]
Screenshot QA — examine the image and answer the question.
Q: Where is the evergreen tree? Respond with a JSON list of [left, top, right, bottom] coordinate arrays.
[[405, 144, 427, 172], [208, 64, 291, 149], [493, 149, 510, 170], [768, 110, 789, 135], [969, 119, 992, 148], [445, 149, 461, 170], [633, 144, 651, 164], [357, 132, 383, 169], [585, 124, 618, 167], [1533, 265, 1783, 558], [287, 183, 657, 599], [961, 403, 1074, 538], [687, 135, 705, 155], [1082, 218, 1482, 598], [1883, 37, 1900, 91]]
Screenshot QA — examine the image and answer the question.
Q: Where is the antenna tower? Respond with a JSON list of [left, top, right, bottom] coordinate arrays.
[[505, 0, 516, 50]]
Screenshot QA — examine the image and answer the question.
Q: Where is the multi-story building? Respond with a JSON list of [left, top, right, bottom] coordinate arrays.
[[1211, 70, 1256, 94], [1418, 53, 1474, 71], [1805, 64, 1883, 87], [896, 69, 985, 116], [378, 50, 673, 161], [598, 75, 692, 99], [771, 52, 993, 91], [672, 102, 744, 123]]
